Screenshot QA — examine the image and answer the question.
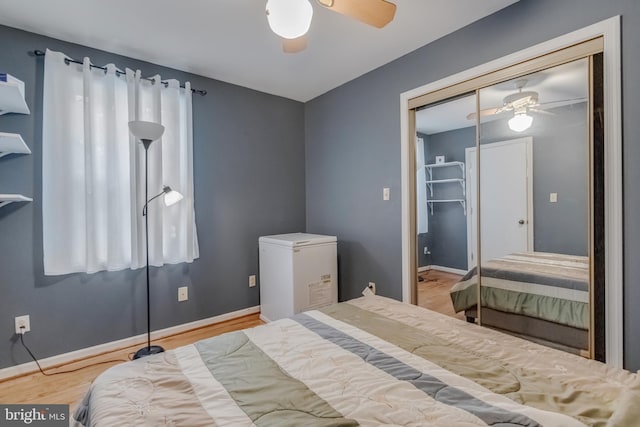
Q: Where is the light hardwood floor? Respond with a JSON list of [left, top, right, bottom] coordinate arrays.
[[417, 269, 464, 320], [0, 314, 263, 409]]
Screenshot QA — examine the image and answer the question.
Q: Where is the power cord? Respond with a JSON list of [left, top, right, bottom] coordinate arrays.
[[18, 327, 128, 376]]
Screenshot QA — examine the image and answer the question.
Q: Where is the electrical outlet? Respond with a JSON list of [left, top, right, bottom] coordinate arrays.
[[178, 286, 188, 302], [368, 282, 376, 295], [249, 275, 256, 288], [15, 315, 30, 334], [424, 246, 428, 255]]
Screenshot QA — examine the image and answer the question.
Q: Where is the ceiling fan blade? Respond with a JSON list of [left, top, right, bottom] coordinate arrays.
[[282, 35, 308, 53], [466, 107, 502, 121], [530, 108, 555, 116], [317, 0, 396, 28], [537, 97, 588, 107]]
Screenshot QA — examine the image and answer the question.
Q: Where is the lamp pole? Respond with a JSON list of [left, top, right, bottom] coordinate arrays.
[[144, 139, 152, 353]]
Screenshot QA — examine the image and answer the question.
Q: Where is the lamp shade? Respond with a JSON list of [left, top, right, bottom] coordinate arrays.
[[129, 120, 165, 141], [508, 112, 534, 132], [266, 0, 313, 39], [162, 186, 184, 207]]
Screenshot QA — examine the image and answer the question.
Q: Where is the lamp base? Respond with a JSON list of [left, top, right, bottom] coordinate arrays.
[[133, 345, 165, 360]]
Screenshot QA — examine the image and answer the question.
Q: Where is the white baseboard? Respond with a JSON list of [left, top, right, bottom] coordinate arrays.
[[417, 266, 429, 273], [0, 305, 260, 382], [422, 265, 467, 275]]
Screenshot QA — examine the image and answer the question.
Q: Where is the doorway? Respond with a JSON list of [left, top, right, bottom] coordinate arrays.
[[414, 93, 473, 317]]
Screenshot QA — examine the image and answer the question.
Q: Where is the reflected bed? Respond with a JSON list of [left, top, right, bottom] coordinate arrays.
[[73, 295, 638, 426], [449, 252, 589, 352]]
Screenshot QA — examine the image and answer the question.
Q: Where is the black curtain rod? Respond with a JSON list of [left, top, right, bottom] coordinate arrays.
[[32, 50, 207, 96]]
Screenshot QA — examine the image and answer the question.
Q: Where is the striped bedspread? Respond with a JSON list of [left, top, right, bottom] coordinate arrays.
[[74, 295, 638, 426], [449, 252, 589, 329]]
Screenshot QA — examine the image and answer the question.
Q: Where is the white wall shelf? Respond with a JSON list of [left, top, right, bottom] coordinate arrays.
[[0, 74, 33, 208], [427, 199, 466, 215], [426, 178, 464, 184], [424, 161, 466, 214], [0, 194, 33, 209], [0, 77, 30, 115], [0, 132, 31, 158], [425, 161, 464, 173], [426, 178, 465, 196]]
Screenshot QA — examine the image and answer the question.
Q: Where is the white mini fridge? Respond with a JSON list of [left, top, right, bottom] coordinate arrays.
[[259, 233, 338, 322]]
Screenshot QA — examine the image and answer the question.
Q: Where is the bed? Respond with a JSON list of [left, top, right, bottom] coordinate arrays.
[[73, 295, 639, 426], [449, 252, 589, 352]]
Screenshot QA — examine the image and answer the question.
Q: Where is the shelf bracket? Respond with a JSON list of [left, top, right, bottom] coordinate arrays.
[[0, 195, 33, 209], [459, 200, 467, 216]]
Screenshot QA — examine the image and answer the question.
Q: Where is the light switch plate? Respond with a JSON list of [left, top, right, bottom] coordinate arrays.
[[550, 193, 558, 203], [383, 187, 390, 201], [249, 275, 256, 287]]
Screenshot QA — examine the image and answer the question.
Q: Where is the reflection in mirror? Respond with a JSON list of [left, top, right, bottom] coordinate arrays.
[[415, 93, 475, 319], [475, 59, 591, 356]]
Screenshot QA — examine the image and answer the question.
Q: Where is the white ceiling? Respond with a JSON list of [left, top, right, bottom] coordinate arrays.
[[416, 58, 589, 134], [0, 0, 517, 102]]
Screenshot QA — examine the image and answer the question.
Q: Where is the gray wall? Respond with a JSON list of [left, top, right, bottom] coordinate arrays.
[[305, 0, 640, 370], [0, 26, 305, 369]]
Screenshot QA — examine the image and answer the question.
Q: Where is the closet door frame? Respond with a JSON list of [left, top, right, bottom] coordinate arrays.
[[400, 17, 622, 367]]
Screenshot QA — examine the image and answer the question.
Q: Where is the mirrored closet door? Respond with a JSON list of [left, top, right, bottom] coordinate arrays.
[[411, 38, 604, 360], [476, 59, 592, 357]]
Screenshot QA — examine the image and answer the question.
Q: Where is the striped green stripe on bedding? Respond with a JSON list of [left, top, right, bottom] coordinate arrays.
[[194, 330, 358, 427]]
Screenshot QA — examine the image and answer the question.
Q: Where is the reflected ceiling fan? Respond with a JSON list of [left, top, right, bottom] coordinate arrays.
[[467, 79, 586, 132], [266, 0, 397, 53]]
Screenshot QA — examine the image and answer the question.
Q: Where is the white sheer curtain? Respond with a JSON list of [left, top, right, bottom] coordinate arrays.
[[42, 49, 199, 275]]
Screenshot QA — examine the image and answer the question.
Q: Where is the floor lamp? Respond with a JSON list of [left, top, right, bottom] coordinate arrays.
[[128, 120, 184, 360]]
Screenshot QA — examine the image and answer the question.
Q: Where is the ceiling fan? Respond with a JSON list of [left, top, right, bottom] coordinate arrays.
[[266, 0, 397, 53], [467, 79, 586, 132]]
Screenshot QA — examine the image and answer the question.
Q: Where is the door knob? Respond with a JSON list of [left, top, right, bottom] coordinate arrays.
[[518, 219, 525, 225]]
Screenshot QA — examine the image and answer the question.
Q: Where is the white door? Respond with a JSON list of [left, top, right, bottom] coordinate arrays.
[[466, 137, 533, 265]]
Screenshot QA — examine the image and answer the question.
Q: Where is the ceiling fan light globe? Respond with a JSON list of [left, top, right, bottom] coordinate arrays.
[[508, 113, 533, 132], [266, 0, 313, 39]]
